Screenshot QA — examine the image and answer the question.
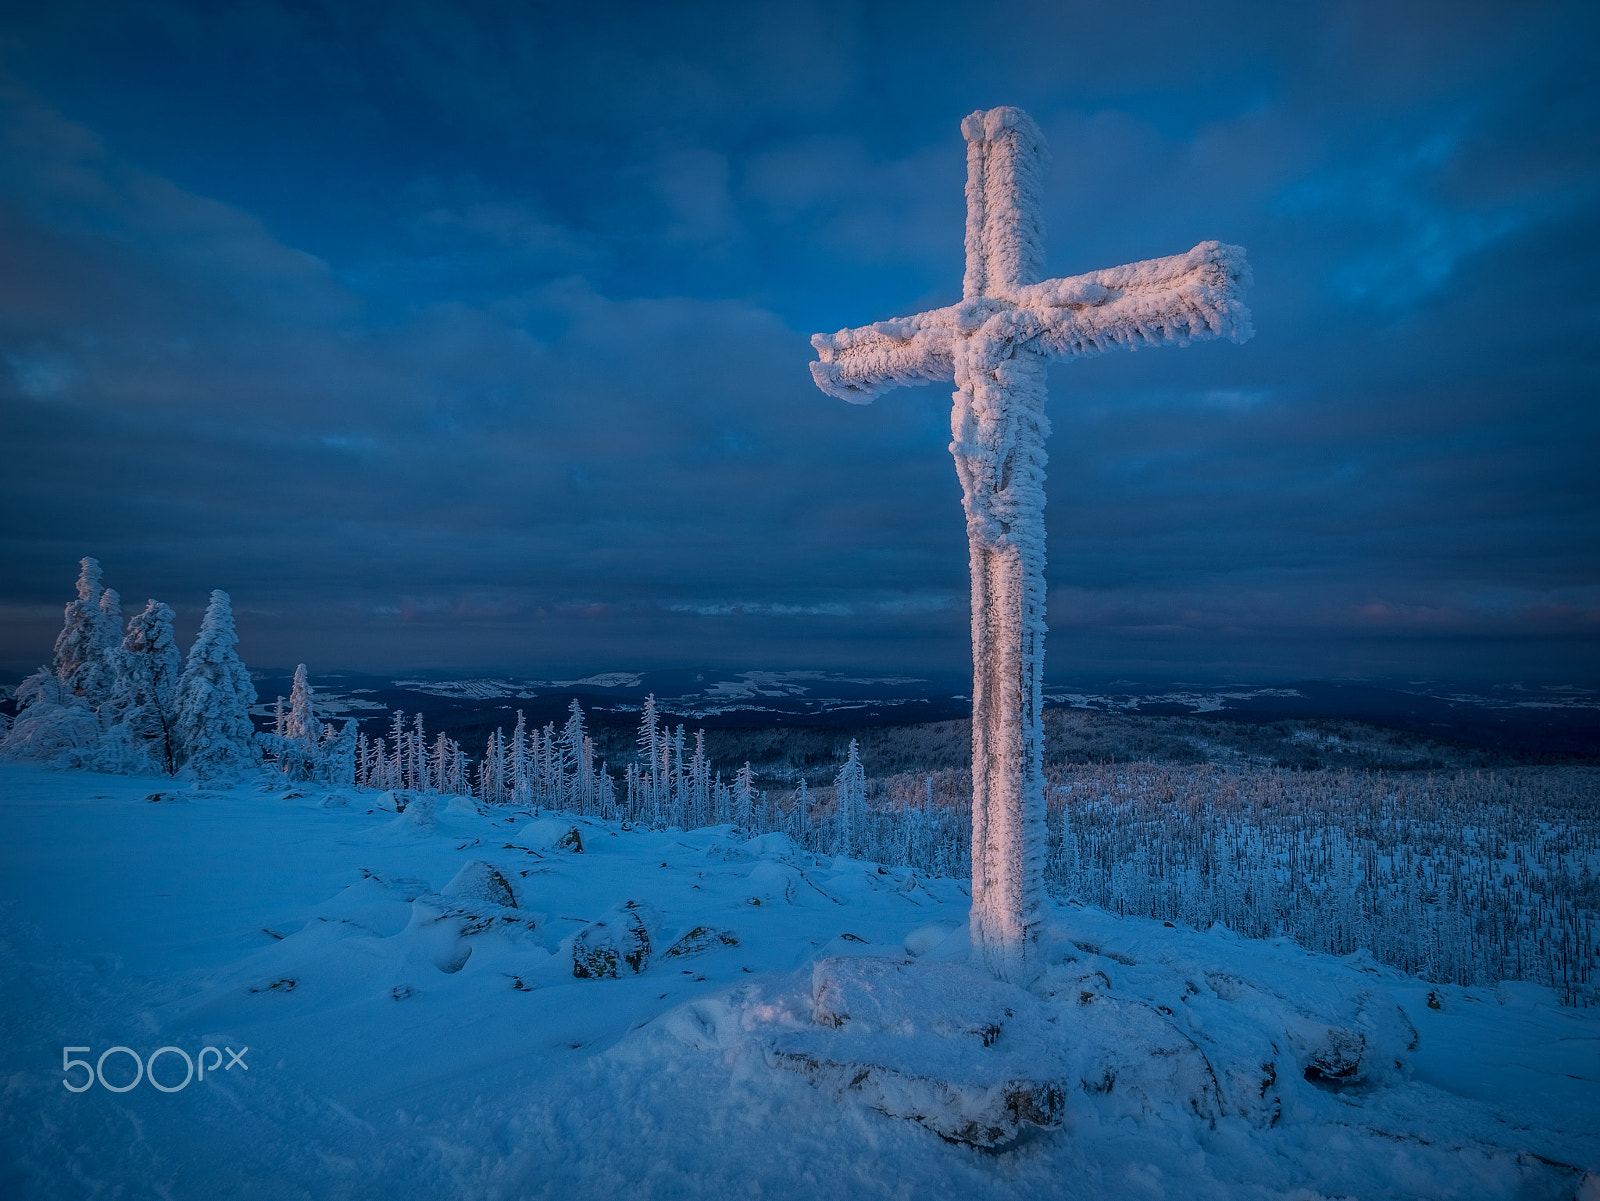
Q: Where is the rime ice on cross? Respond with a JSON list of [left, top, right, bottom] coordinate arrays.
[[810, 107, 1253, 984]]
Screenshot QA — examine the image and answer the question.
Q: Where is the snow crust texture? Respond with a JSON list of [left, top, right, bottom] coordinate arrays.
[[3, 765, 1593, 1201], [809, 108, 1253, 985]]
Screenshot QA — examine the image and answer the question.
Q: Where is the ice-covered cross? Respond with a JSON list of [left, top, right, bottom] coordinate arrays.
[[810, 107, 1253, 984]]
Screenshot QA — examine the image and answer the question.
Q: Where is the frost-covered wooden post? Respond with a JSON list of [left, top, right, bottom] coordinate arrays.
[[809, 107, 1252, 984]]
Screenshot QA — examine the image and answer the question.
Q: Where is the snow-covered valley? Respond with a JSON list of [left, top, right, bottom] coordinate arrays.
[[2, 763, 1595, 1200]]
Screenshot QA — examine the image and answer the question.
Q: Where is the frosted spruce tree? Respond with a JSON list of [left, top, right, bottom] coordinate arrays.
[[561, 699, 590, 811], [262, 663, 322, 782], [792, 776, 812, 847], [832, 739, 866, 859], [735, 762, 756, 830], [173, 590, 261, 780], [99, 599, 183, 775], [809, 106, 1252, 982], [53, 557, 121, 708], [2, 666, 100, 763], [294, 670, 361, 787], [316, 719, 358, 788], [1, 557, 120, 764], [286, 663, 315, 741]]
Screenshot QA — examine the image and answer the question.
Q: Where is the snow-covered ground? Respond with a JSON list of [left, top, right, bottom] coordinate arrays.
[[2, 762, 1596, 1200]]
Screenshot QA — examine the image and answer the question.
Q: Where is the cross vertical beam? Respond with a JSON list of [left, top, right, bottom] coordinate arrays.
[[958, 348, 1050, 983], [953, 108, 1051, 982]]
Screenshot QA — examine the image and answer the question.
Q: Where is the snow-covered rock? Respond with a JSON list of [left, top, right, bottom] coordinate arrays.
[[663, 925, 740, 960], [572, 900, 659, 978], [516, 817, 586, 853], [442, 859, 518, 909]]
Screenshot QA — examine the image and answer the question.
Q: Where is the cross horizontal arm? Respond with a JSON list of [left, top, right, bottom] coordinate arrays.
[[808, 242, 1251, 403], [808, 307, 962, 404], [1014, 239, 1253, 363]]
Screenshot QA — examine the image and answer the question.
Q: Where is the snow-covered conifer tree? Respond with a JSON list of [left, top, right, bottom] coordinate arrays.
[[833, 739, 865, 858], [356, 731, 376, 787], [689, 730, 709, 824], [51, 577, 96, 693], [794, 777, 813, 849], [99, 600, 182, 775], [580, 734, 596, 811], [510, 711, 529, 803], [637, 695, 660, 800], [561, 700, 588, 809], [172, 590, 261, 779], [1, 667, 101, 763], [261, 663, 321, 781], [429, 730, 449, 794], [4, 560, 127, 765], [384, 711, 402, 784], [407, 713, 424, 791], [669, 724, 686, 820], [53, 558, 119, 707], [315, 720, 357, 787], [286, 664, 315, 741], [410, 714, 426, 791], [735, 762, 756, 830], [447, 739, 468, 796], [525, 723, 544, 804]]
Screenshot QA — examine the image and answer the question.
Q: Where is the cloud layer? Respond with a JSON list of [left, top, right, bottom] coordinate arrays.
[[1, 0, 1596, 681]]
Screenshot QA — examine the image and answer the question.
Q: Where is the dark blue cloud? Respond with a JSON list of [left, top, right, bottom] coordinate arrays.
[[1, 0, 1596, 681]]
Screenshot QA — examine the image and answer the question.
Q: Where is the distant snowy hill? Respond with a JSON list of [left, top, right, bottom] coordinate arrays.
[[225, 669, 1600, 758], [1, 764, 1595, 1199]]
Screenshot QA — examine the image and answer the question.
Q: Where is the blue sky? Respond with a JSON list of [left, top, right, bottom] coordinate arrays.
[[1, 0, 1596, 682]]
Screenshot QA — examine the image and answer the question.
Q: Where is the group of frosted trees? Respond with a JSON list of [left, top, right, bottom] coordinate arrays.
[[258, 663, 360, 787], [454, 694, 968, 869], [9, 561, 1591, 1005], [357, 695, 942, 866], [1, 558, 361, 784], [1, 559, 263, 779], [615, 701, 895, 861], [1038, 763, 1598, 1006], [476, 700, 612, 810], [338, 703, 600, 803], [349, 709, 471, 795]]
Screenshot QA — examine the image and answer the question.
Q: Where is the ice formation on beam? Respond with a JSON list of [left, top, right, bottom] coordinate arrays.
[[809, 242, 1253, 405], [808, 106, 1252, 985]]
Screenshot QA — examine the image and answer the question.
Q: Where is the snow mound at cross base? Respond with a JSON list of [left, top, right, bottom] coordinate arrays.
[[759, 955, 1220, 1147], [611, 938, 1429, 1153], [560, 908, 1452, 1164], [782, 956, 1068, 1146]]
